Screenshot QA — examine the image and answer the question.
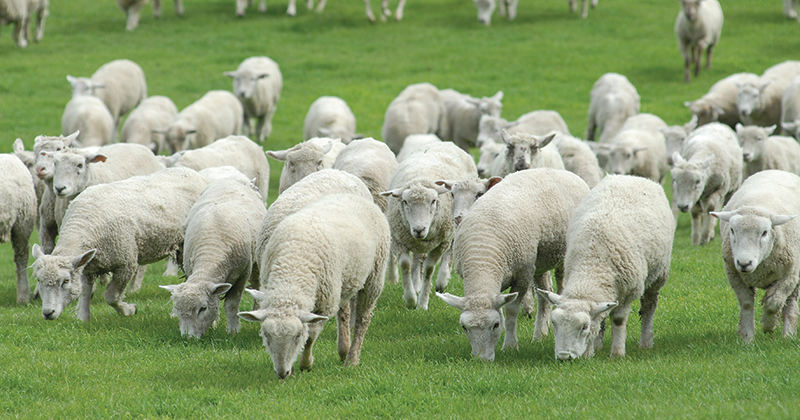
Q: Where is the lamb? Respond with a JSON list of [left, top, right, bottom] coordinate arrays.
[[114, 0, 184, 31], [396, 134, 442, 163], [303, 96, 357, 144], [439, 88, 503, 151], [684, 73, 759, 127], [537, 175, 675, 360], [31, 168, 209, 321], [780, 76, 800, 140], [476, 140, 505, 178], [671, 122, 742, 245], [674, 0, 723, 83], [550, 133, 604, 188], [160, 177, 266, 338], [381, 141, 478, 310], [585, 73, 641, 143], [605, 113, 669, 183], [736, 124, 800, 179], [785, 0, 800, 21], [710, 170, 800, 343], [0, 154, 36, 304], [332, 138, 397, 213], [61, 95, 114, 147], [267, 137, 346, 194], [238, 193, 390, 379], [437, 169, 590, 362], [491, 129, 564, 178], [224, 57, 282, 143], [737, 60, 800, 128], [0, 0, 48, 47], [120, 95, 178, 154], [160, 90, 244, 154], [476, 111, 570, 146], [381, 83, 449, 155]]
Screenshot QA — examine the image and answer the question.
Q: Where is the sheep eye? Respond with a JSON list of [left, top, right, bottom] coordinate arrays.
[[476, 192, 484, 199], [492, 322, 500, 330], [582, 323, 590, 332], [462, 325, 468, 333], [198, 306, 207, 313], [762, 231, 768, 238]]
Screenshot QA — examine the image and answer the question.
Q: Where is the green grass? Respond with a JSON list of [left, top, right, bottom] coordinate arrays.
[[1, 0, 800, 418]]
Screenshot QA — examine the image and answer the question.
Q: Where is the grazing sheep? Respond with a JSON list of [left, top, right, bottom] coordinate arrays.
[[114, 0, 184, 31], [784, 0, 799, 21], [476, 140, 505, 178], [160, 90, 244, 154], [32, 168, 209, 321], [538, 175, 674, 360], [239, 193, 390, 379], [31, 132, 77, 254], [382, 83, 449, 155], [674, 0, 723, 83], [780, 76, 800, 140], [585, 73, 641, 142], [120, 96, 178, 154], [737, 60, 800, 128], [711, 170, 800, 343], [551, 133, 604, 188], [606, 113, 669, 183], [685, 73, 759, 127], [661, 115, 698, 165], [476, 111, 569, 146], [381, 141, 478, 310], [491, 129, 564, 178], [736, 124, 800, 179], [0, 154, 36, 304], [12, 138, 45, 220], [396, 134, 442, 163], [0, 0, 48, 47], [224, 57, 282, 143], [267, 137, 345, 194], [440, 89, 503, 151], [303, 96, 357, 144], [61, 95, 114, 147], [332, 138, 398, 213], [671, 122, 743, 245], [437, 169, 590, 361], [161, 177, 266, 338]]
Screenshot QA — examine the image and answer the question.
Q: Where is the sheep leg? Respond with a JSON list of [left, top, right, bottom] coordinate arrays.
[[394, 0, 407, 21], [532, 270, 553, 340], [385, 252, 399, 285], [380, 0, 392, 20], [501, 289, 523, 350], [434, 244, 453, 293], [236, 0, 248, 16], [591, 319, 605, 355], [498, 0, 507, 16], [690, 202, 703, 245], [705, 44, 715, 70], [125, 4, 143, 31], [609, 304, 631, 358], [762, 276, 799, 335], [683, 50, 691, 83], [299, 322, 324, 371], [585, 116, 596, 141], [127, 266, 147, 293], [12, 227, 31, 304], [505, 0, 518, 21], [153, 0, 162, 17], [315, 0, 328, 12], [174, 0, 184, 16], [568, 0, 577, 13], [727, 268, 756, 343], [224, 269, 250, 335], [417, 251, 442, 310], [781, 284, 800, 338], [255, 115, 269, 143], [580, 0, 589, 18], [345, 288, 378, 367], [692, 45, 702, 78], [364, 0, 377, 22], [76, 274, 94, 322], [287, 0, 298, 16], [785, 0, 798, 19], [306, 0, 315, 10], [104, 265, 138, 317], [639, 278, 665, 349], [337, 299, 352, 361], [258, 0, 267, 12], [34, 4, 47, 42], [398, 251, 417, 308], [12, 14, 29, 48]]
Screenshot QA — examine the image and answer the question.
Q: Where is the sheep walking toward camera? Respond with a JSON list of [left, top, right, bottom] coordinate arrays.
[[437, 169, 590, 362], [476, 111, 569, 147], [737, 61, 800, 129], [585, 73, 641, 142], [239, 193, 390, 379], [161, 90, 244, 154], [780, 76, 800, 140], [736, 124, 800, 179], [439, 89, 503, 151], [685, 73, 759, 127], [61, 96, 114, 147], [0, 155, 36, 304], [0, 0, 48, 47], [674, 0, 723, 83], [303, 96, 357, 144], [224, 57, 282, 143], [332, 138, 397, 213], [538, 175, 674, 360], [31, 133, 77, 254], [382, 83, 449, 155], [121, 96, 178, 154], [267, 137, 346, 194]]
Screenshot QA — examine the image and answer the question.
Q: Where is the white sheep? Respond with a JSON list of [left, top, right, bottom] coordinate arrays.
[[661, 115, 698, 165], [31, 132, 78, 254], [491, 129, 564, 178], [197, 166, 251, 184], [120, 95, 178, 154], [0, 0, 47, 47], [736, 124, 800, 179], [439, 88, 503, 151], [780, 75, 800, 140], [550, 133, 604, 188], [434, 177, 502, 227], [585, 73, 641, 143], [224, 57, 282, 143], [32, 167, 209, 321], [114, 0, 184, 31], [61, 95, 114, 147], [671, 122, 742, 245], [332, 138, 398, 213], [381, 141, 478, 310], [396, 134, 442, 164], [537, 175, 675, 360], [266, 137, 345, 194], [161, 90, 244, 154], [684, 72, 759, 127], [476, 111, 569, 146], [238, 193, 390, 379], [605, 113, 669, 183], [737, 60, 800, 128], [710, 170, 800, 343], [784, 0, 800, 21], [0, 154, 36, 304], [303, 96, 357, 144], [674, 0, 723, 83], [160, 177, 266, 338], [437, 169, 590, 362], [476, 140, 505, 178], [381, 83, 449, 155]]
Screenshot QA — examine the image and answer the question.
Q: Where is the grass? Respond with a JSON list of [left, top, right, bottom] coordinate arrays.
[[1, 0, 800, 418]]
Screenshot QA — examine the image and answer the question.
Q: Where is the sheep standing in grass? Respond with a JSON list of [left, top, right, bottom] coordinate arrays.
[[736, 124, 800, 179], [12, 139, 45, 220], [674, 0, 723, 83], [161, 90, 244, 154], [780, 76, 800, 140], [710, 170, 800, 343], [332, 138, 397, 213], [476, 111, 569, 146], [0, 0, 48, 47], [585, 73, 641, 142], [439, 89, 503, 151], [382, 83, 449, 155], [538, 175, 674, 360], [396, 134, 442, 163], [32, 168, 209, 322], [61, 96, 114, 147], [303, 96, 357, 144], [491, 129, 563, 178], [121, 96, 178, 154], [267, 137, 345, 194], [437, 169, 590, 362], [685, 73, 759, 127], [737, 61, 800, 128], [31, 132, 78, 254], [0, 155, 36, 304], [551, 133, 603, 188], [239, 193, 390, 379], [224, 57, 282, 143], [161, 177, 266, 338], [605, 113, 669, 183]]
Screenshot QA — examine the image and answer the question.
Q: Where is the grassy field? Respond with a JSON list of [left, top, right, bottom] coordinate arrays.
[[1, 0, 800, 418]]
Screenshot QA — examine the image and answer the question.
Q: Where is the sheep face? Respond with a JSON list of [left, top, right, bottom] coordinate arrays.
[[737, 84, 764, 120], [538, 289, 617, 361], [437, 292, 516, 362], [399, 186, 441, 239], [735, 124, 775, 163], [473, 0, 496, 25], [679, 0, 701, 22], [476, 142, 504, 177], [226, 69, 269, 102], [31, 245, 94, 320], [33, 137, 72, 181], [268, 143, 327, 194], [165, 124, 197, 155], [607, 144, 646, 176], [474, 91, 503, 117], [670, 154, 714, 213], [501, 130, 555, 173], [66, 76, 99, 98], [713, 210, 797, 274], [476, 115, 505, 147], [160, 282, 231, 339], [51, 151, 107, 198], [438, 178, 501, 227]]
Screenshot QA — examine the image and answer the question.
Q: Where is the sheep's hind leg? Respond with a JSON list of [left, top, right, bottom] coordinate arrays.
[[782, 284, 800, 338], [337, 299, 352, 362]]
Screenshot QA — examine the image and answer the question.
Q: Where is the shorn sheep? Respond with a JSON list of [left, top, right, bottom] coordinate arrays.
[[538, 175, 675, 360], [381, 83, 449, 155], [0, 154, 36, 304], [585, 73, 641, 143], [0, 0, 48, 47], [224, 56, 282, 143], [711, 170, 800, 343], [674, 0, 723, 83], [239, 193, 390, 379], [303, 96, 357, 144]]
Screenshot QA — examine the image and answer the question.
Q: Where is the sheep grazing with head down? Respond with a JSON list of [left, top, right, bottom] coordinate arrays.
[[303, 96, 357, 144], [585, 73, 641, 143], [121, 95, 178, 154], [224, 56, 282, 143], [161, 90, 244, 154], [736, 124, 800, 179], [550, 133, 604, 188], [267, 137, 346, 194], [538, 175, 675, 360], [239, 193, 390, 379], [0, 154, 36, 304], [711, 170, 800, 343]]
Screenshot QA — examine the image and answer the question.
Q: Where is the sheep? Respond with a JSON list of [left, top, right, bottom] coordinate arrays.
[[434, 176, 502, 228], [568, 0, 598, 19], [439, 89, 503, 151], [381, 83, 449, 155], [491, 129, 564, 178], [31, 132, 79, 254], [737, 60, 800, 128], [476, 140, 505, 178], [0, 0, 47, 47], [170, 135, 270, 201], [332, 138, 398, 213], [160, 90, 244, 154], [661, 115, 698, 165], [784, 0, 800, 21], [120, 95, 178, 154], [476, 111, 570, 147], [267, 137, 346, 194], [671, 122, 743, 245], [685, 73, 759, 127], [303, 96, 357, 144], [238, 193, 390, 379], [470, 0, 520, 25], [537, 175, 675, 360], [780, 75, 800, 140], [197, 166, 251, 184], [224, 57, 282, 143], [235, 0, 266, 16], [61, 95, 114, 147], [550, 133, 604, 188], [67, 59, 147, 138], [710, 170, 800, 343], [585, 73, 641, 143], [381, 141, 478, 310], [735, 124, 800, 179], [12, 138, 45, 220], [605, 113, 669, 183], [674, 0, 723, 83], [160, 177, 266, 338], [396, 134, 442, 163], [437, 169, 590, 362], [0, 154, 36, 304], [114, 0, 184, 31], [31, 167, 209, 322]]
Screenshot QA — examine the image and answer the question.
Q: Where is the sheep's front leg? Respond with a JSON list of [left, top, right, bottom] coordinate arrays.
[[690, 202, 703, 245], [364, 0, 377, 22], [397, 250, 416, 308], [385, 252, 398, 284], [728, 269, 756, 343], [76, 274, 94, 322], [419, 246, 447, 310], [532, 271, 553, 340], [762, 276, 799, 335], [434, 243, 453, 293], [174, 0, 184, 16], [315, 0, 327, 12], [224, 270, 250, 335], [299, 321, 324, 371], [609, 305, 631, 358], [105, 265, 138, 317]]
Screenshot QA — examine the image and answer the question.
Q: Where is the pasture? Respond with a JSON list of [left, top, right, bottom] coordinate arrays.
[[1, 0, 799, 418]]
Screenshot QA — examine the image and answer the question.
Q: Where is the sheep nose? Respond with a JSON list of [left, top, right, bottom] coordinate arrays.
[[556, 352, 574, 361], [678, 205, 690, 213], [514, 163, 528, 172], [412, 227, 427, 238], [54, 185, 66, 195], [454, 216, 463, 226], [42, 309, 56, 320], [737, 260, 753, 272]]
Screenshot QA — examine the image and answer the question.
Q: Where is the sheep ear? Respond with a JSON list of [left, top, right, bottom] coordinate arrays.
[[711, 106, 725, 118], [491, 91, 503, 102], [256, 73, 270, 80], [87, 153, 108, 164], [244, 288, 266, 303], [671, 152, 686, 165], [592, 302, 618, 317], [772, 214, 798, 226], [493, 292, 518, 310], [536, 288, 561, 306], [434, 180, 454, 193], [436, 292, 466, 310], [13, 138, 25, 154], [317, 127, 332, 137], [685, 114, 698, 131], [538, 133, 556, 148], [208, 283, 232, 297], [701, 154, 715, 169], [505, 120, 521, 129], [223, 71, 238, 78], [299, 311, 328, 324], [758, 81, 771, 92], [485, 176, 503, 191], [380, 188, 403, 198], [32, 244, 45, 259], [764, 125, 777, 136], [238, 309, 269, 323], [72, 249, 96, 270], [65, 131, 80, 146], [710, 211, 733, 222], [265, 149, 289, 161], [159, 285, 178, 293], [66, 75, 77, 86], [500, 129, 512, 144]]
